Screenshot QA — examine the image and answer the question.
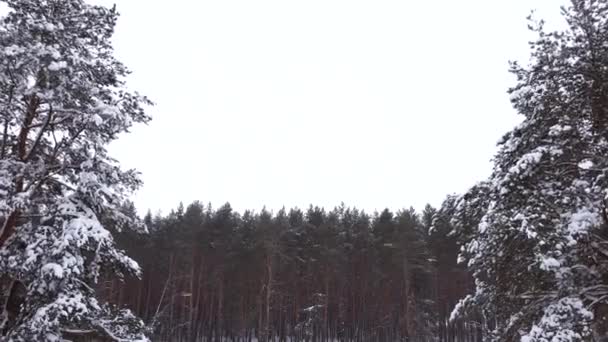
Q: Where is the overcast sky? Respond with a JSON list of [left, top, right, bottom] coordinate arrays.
[[73, 1, 568, 214]]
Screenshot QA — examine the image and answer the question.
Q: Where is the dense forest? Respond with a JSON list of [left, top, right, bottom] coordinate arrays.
[[1, 0, 608, 341], [104, 201, 472, 342]]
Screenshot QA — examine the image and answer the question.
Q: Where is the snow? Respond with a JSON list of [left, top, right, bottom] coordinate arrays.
[[48, 61, 68, 71], [93, 114, 104, 125], [568, 208, 600, 236], [41, 263, 64, 279], [578, 159, 594, 170], [43, 23, 56, 31], [521, 297, 593, 342], [549, 124, 573, 137], [507, 149, 544, 176], [540, 257, 560, 271], [449, 295, 473, 322], [3, 44, 22, 56]]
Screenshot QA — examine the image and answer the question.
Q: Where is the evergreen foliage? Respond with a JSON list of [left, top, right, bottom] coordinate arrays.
[[0, 0, 151, 340], [447, 1, 608, 340]]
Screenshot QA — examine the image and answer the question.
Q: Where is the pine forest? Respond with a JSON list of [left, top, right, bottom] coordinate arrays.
[[0, 0, 608, 341]]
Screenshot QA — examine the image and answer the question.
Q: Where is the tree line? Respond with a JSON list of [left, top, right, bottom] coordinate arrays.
[[103, 202, 474, 342]]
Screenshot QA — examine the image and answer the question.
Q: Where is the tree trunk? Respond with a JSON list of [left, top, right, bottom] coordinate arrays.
[[266, 256, 273, 342]]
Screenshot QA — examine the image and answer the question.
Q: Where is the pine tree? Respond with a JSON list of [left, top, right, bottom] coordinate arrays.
[[449, 1, 608, 340], [0, 0, 151, 340]]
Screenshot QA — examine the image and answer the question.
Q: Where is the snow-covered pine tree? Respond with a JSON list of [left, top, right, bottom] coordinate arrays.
[[0, 0, 151, 340], [447, 1, 608, 341]]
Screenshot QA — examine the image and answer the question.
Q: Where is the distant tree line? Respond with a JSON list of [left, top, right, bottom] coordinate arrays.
[[102, 201, 475, 342]]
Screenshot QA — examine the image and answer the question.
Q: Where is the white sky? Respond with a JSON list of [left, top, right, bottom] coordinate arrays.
[[104, 0, 572, 215], [5, 1, 570, 215]]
